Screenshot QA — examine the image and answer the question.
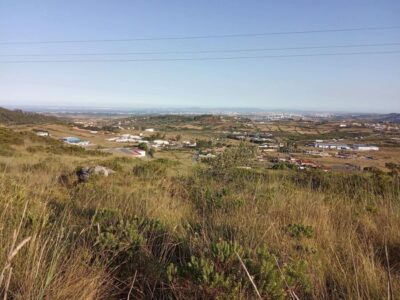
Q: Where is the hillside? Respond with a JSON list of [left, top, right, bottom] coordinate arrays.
[[379, 113, 400, 123], [0, 124, 399, 299], [0, 107, 63, 125]]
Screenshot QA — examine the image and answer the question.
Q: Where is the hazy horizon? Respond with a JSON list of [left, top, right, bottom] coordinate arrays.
[[1, 103, 398, 115]]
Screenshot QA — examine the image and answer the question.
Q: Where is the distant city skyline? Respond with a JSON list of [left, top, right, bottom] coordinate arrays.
[[1, 1, 399, 113]]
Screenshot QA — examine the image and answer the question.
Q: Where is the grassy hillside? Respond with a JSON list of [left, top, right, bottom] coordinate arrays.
[[0, 107, 63, 125], [1, 129, 399, 299]]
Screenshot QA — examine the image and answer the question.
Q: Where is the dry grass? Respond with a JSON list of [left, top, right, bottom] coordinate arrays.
[[1, 137, 400, 299]]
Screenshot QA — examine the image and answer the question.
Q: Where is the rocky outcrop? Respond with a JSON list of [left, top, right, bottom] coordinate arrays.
[[76, 166, 115, 183]]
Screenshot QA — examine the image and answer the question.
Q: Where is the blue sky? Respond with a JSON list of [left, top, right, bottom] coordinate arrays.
[[0, 0, 399, 112]]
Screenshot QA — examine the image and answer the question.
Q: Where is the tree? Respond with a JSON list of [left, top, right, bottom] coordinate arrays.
[[208, 142, 257, 176], [148, 148, 155, 158], [138, 142, 149, 152]]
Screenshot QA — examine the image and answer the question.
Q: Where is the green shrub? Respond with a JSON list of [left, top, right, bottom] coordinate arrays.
[[285, 260, 312, 295], [207, 143, 257, 176], [171, 240, 311, 299], [272, 161, 298, 170], [96, 219, 146, 255], [286, 223, 314, 239], [187, 256, 218, 285], [249, 247, 285, 299], [211, 240, 243, 264], [138, 142, 149, 151]]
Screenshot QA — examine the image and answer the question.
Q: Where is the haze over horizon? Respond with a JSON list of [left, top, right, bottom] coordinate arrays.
[[2, 103, 399, 115], [1, 1, 400, 113]]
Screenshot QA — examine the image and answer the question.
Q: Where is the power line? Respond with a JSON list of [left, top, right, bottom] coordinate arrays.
[[1, 42, 399, 57], [1, 50, 399, 63], [1, 26, 400, 45]]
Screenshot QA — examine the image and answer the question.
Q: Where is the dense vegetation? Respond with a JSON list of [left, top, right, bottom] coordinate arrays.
[[1, 130, 400, 299]]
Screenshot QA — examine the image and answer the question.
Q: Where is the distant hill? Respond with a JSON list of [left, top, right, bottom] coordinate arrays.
[[0, 107, 63, 125], [334, 113, 400, 123], [378, 113, 400, 123], [359, 113, 400, 123]]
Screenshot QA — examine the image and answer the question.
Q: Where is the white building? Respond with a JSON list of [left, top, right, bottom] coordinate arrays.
[[152, 140, 170, 147], [314, 143, 351, 150], [36, 131, 49, 137], [145, 128, 154, 132], [259, 144, 279, 150], [183, 141, 197, 148], [111, 134, 143, 143], [353, 144, 379, 151]]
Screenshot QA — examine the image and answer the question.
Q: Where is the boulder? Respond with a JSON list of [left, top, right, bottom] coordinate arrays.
[[76, 165, 115, 183], [76, 166, 91, 183], [90, 165, 116, 177]]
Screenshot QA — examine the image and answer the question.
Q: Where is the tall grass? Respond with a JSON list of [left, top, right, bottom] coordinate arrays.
[[1, 143, 399, 299]]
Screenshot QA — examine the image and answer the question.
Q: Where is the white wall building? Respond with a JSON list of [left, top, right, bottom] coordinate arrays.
[[353, 144, 379, 151], [111, 135, 143, 143], [314, 143, 351, 150], [36, 131, 49, 137], [153, 140, 169, 146]]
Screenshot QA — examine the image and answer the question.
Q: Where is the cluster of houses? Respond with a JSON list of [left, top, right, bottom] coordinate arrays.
[[367, 123, 400, 132], [228, 131, 273, 143], [269, 156, 328, 171], [107, 134, 171, 148], [106, 133, 200, 151], [268, 157, 363, 173], [74, 121, 96, 128], [314, 142, 379, 151], [228, 131, 282, 152]]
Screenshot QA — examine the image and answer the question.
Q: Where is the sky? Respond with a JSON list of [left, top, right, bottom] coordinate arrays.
[[0, 0, 399, 113]]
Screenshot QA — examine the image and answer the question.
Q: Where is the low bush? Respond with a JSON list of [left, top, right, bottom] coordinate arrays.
[[285, 223, 314, 239]]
